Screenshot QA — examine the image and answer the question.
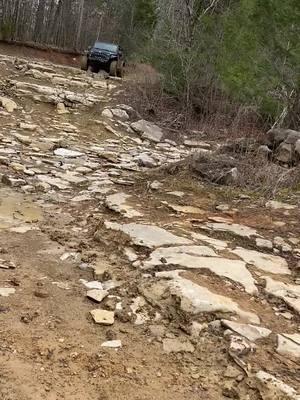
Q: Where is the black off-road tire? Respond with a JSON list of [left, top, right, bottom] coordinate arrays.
[[80, 55, 88, 71], [109, 61, 117, 77], [117, 63, 125, 78]]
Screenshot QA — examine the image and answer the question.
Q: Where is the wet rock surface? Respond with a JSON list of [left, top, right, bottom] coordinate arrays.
[[0, 52, 299, 400]]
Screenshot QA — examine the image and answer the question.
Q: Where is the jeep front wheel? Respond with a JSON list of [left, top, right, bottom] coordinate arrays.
[[80, 55, 88, 71], [109, 61, 117, 77]]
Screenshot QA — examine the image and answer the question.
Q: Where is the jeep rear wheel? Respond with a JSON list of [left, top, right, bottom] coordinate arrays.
[[117, 63, 124, 78], [109, 61, 117, 77], [80, 55, 88, 71]]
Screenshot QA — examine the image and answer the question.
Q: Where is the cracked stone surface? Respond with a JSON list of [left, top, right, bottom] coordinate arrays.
[[104, 221, 193, 248], [204, 222, 259, 238], [144, 246, 258, 294], [232, 247, 290, 275], [0, 50, 299, 399], [221, 320, 272, 342], [276, 334, 300, 360], [105, 192, 143, 218], [264, 277, 300, 314], [256, 371, 300, 399], [156, 271, 260, 324]]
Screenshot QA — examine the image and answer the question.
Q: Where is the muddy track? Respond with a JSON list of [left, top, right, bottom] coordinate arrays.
[[0, 51, 299, 400]]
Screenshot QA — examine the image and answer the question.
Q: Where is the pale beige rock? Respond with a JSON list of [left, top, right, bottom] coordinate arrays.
[[54, 148, 83, 158], [14, 133, 32, 145], [104, 221, 192, 248], [205, 222, 259, 238], [144, 246, 258, 294], [229, 335, 255, 356], [256, 371, 300, 400], [156, 271, 259, 324], [0, 287, 16, 297], [87, 289, 108, 303], [101, 340, 122, 348], [56, 171, 86, 185], [90, 309, 114, 325], [222, 320, 271, 342], [111, 108, 129, 121], [191, 232, 228, 250], [277, 334, 300, 360], [264, 277, 300, 314], [37, 175, 70, 190], [0, 96, 18, 112], [266, 200, 296, 210], [167, 191, 185, 197], [92, 263, 109, 280], [131, 120, 163, 143], [256, 238, 273, 250], [163, 202, 204, 214], [19, 122, 37, 131], [101, 109, 113, 118], [57, 102, 69, 114], [232, 247, 290, 275], [10, 162, 25, 172], [184, 140, 211, 148], [105, 193, 142, 218], [274, 237, 292, 252], [283, 333, 300, 345]]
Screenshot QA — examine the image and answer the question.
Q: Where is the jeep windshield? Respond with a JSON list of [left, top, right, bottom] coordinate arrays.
[[93, 42, 118, 52]]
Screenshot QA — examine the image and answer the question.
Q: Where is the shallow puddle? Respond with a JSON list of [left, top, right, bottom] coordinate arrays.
[[0, 188, 43, 229]]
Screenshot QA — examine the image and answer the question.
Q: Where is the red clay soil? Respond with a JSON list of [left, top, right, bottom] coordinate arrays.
[[0, 41, 80, 67]]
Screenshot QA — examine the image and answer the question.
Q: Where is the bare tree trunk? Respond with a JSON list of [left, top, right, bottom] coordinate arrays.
[[76, 0, 85, 50], [33, 0, 46, 42]]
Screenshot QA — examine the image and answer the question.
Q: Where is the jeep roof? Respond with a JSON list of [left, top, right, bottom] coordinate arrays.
[[93, 42, 118, 52]]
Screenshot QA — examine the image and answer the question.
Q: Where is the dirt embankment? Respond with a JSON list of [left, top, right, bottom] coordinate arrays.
[[0, 41, 80, 66]]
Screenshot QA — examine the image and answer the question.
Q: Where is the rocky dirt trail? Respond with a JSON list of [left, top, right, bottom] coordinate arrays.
[[0, 52, 299, 400]]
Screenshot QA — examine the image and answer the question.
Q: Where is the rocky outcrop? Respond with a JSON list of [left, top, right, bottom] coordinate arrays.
[[266, 128, 300, 165], [191, 151, 238, 184]]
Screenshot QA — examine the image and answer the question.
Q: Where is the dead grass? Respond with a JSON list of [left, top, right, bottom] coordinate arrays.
[[122, 63, 264, 141], [157, 149, 300, 200], [233, 154, 300, 198]]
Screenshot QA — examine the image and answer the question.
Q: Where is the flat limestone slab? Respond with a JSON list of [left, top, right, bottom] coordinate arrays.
[[105, 192, 142, 218], [277, 334, 300, 360], [156, 271, 259, 324], [0, 96, 17, 112], [0, 287, 16, 297], [54, 148, 84, 158], [101, 340, 122, 348], [222, 320, 271, 342], [232, 248, 290, 275], [191, 232, 228, 250], [266, 200, 296, 210], [264, 277, 300, 314], [283, 333, 300, 345], [87, 289, 108, 303], [130, 120, 163, 143], [104, 221, 192, 248], [162, 202, 204, 214], [205, 222, 259, 238], [256, 371, 300, 400], [90, 309, 114, 325], [37, 175, 70, 190], [144, 246, 258, 294]]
